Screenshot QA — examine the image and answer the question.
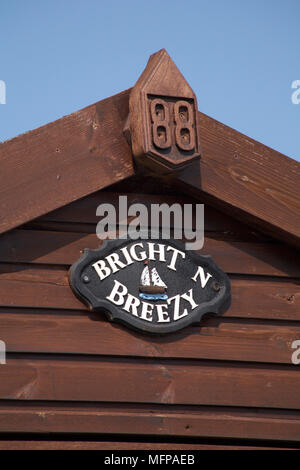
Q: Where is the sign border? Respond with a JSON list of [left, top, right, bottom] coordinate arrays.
[[69, 237, 231, 335]]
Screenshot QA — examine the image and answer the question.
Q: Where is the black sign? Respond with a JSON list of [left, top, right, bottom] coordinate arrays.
[[69, 238, 231, 335]]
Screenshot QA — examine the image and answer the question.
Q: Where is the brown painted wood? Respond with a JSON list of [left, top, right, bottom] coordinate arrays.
[[25, 221, 268, 243], [32, 190, 269, 241], [0, 357, 299, 409], [0, 75, 298, 249], [229, 277, 300, 320], [1, 309, 299, 364], [0, 90, 134, 236], [0, 49, 299, 449], [0, 265, 298, 320], [38, 191, 242, 232], [0, 441, 287, 450], [0, 403, 299, 442], [175, 111, 300, 248], [0, 229, 298, 277]]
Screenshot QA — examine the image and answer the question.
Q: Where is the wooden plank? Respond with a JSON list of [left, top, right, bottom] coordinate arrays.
[[0, 229, 299, 277], [37, 191, 247, 233], [26, 220, 269, 243], [0, 265, 298, 320], [0, 357, 299, 409], [176, 111, 300, 248], [40, 192, 200, 224], [0, 403, 299, 442], [0, 90, 134, 236], [1, 82, 298, 250], [33, 191, 270, 241], [0, 440, 291, 450], [229, 277, 300, 320], [1, 310, 300, 364]]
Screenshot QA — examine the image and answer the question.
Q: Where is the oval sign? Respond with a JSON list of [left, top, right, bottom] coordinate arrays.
[[69, 238, 231, 335]]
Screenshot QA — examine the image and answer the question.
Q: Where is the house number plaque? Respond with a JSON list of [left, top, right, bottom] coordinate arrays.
[[69, 238, 231, 335]]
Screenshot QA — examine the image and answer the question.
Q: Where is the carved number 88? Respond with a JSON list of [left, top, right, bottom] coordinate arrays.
[[150, 99, 196, 151]]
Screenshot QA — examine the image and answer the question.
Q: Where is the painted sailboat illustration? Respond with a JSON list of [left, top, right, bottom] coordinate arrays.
[[139, 260, 168, 300]]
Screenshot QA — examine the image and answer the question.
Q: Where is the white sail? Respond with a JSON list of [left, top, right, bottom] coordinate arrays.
[[151, 268, 167, 287], [141, 266, 150, 286]]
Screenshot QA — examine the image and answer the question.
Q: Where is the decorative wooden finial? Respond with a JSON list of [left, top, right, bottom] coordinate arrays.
[[126, 49, 201, 173]]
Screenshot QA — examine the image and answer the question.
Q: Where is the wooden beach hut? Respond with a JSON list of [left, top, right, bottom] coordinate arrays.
[[0, 49, 299, 450]]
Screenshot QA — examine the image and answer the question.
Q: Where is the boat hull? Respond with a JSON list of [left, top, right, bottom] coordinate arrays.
[[139, 285, 166, 294]]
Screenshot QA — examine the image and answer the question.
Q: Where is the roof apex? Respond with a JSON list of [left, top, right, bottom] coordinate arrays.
[[135, 48, 195, 98], [128, 48, 201, 172], [0, 50, 299, 248]]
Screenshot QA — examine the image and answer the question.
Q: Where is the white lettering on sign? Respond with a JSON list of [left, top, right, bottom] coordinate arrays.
[[148, 242, 166, 262], [106, 280, 128, 305], [181, 288, 198, 309], [90, 242, 219, 326], [167, 289, 198, 321], [92, 259, 111, 281], [140, 301, 154, 322], [191, 266, 212, 287], [156, 303, 170, 323], [105, 280, 202, 323], [93, 242, 185, 281], [166, 246, 185, 271]]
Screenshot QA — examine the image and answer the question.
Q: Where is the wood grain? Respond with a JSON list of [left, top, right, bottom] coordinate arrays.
[[176, 111, 300, 248], [0, 403, 299, 442], [0, 83, 298, 251], [0, 441, 288, 450], [31, 191, 270, 242], [0, 229, 299, 277], [0, 357, 299, 409], [0, 265, 298, 320], [38, 191, 240, 231], [0, 80, 298, 249], [1, 309, 299, 364], [0, 61, 299, 450], [0, 90, 134, 235]]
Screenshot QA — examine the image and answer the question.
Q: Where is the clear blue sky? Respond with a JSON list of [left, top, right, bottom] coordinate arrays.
[[1, 0, 299, 161]]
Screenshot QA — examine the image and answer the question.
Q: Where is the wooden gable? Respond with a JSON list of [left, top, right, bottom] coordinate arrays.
[[0, 50, 299, 450]]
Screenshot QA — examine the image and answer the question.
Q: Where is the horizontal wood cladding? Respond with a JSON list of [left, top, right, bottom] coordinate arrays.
[[0, 357, 299, 409], [0, 264, 298, 320], [0, 309, 299, 364], [36, 191, 265, 235], [0, 403, 299, 443], [26, 221, 270, 243], [0, 441, 290, 450], [0, 191, 298, 445], [0, 229, 299, 277], [27, 190, 271, 241]]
